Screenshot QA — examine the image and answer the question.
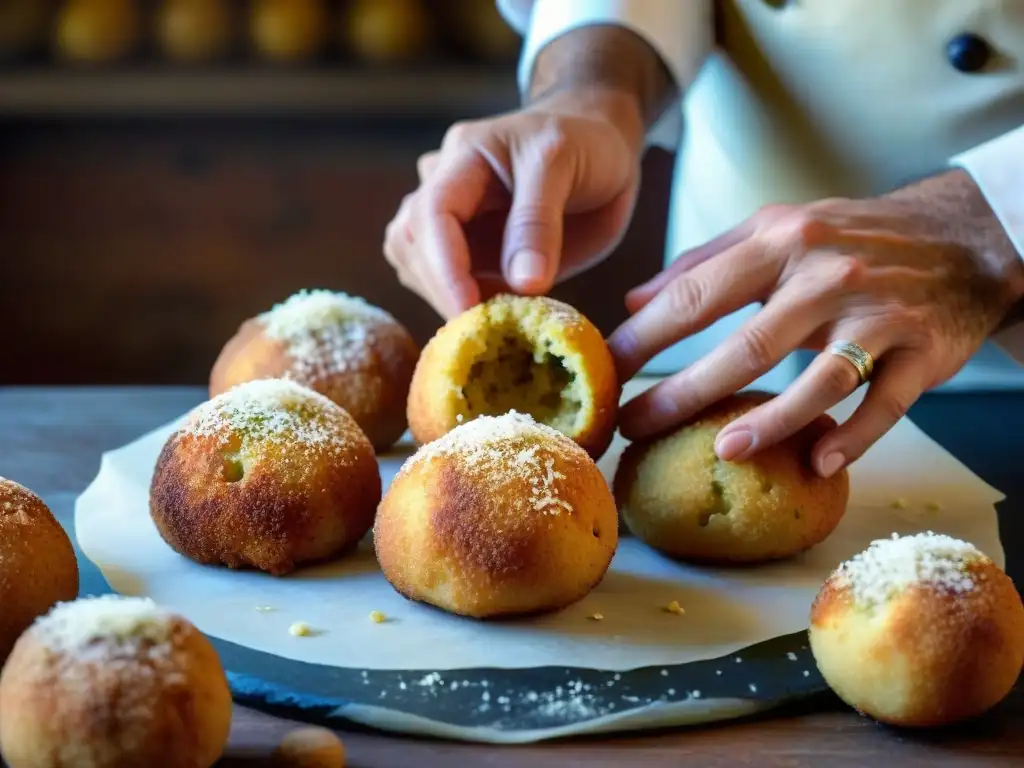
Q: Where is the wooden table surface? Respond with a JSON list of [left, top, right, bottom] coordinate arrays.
[[1, 386, 1021, 768]]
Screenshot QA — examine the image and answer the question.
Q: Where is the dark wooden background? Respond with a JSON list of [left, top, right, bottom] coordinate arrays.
[[0, 111, 673, 386]]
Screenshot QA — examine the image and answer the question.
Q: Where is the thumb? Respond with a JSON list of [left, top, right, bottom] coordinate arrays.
[[502, 147, 573, 294]]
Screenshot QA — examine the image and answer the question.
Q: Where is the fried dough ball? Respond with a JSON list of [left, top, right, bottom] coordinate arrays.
[[150, 379, 381, 576], [614, 392, 849, 564]]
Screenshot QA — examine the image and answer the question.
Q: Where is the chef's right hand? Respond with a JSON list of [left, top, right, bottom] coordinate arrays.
[[383, 88, 644, 319]]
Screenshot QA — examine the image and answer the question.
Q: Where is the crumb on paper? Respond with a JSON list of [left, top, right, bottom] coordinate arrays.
[[891, 498, 908, 510], [663, 600, 685, 615], [255, 605, 276, 612], [369, 610, 386, 624], [289, 621, 314, 637], [588, 612, 604, 621], [924, 500, 942, 512]]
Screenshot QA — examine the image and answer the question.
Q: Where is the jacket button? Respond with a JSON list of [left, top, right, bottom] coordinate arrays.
[[947, 32, 992, 73]]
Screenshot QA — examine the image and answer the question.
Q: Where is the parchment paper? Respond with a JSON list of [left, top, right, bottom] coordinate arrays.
[[74, 379, 1005, 675]]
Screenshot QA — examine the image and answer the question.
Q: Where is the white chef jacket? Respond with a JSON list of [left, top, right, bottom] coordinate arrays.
[[496, 0, 1024, 391]]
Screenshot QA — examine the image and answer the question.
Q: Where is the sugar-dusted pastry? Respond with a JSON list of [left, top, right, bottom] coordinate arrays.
[[375, 411, 618, 618], [211, 289, 419, 452], [810, 532, 1024, 727], [0, 595, 232, 768], [151, 378, 381, 576], [0, 477, 79, 663]]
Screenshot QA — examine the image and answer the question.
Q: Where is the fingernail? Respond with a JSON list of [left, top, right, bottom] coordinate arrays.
[[819, 452, 845, 478], [716, 429, 753, 460], [508, 250, 546, 288]]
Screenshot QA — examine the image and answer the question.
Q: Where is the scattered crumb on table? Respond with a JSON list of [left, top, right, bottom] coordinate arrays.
[[289, 621, 314, 637], [369, 610, 386, 624], [272, 726, 345, 768], [663, 600, 685, 615]]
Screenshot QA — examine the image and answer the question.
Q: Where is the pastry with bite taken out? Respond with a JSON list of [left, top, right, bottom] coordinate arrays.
[[407, 294, 619, 460]]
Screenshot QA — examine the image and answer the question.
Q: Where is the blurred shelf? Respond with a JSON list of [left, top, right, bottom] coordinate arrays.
[[0, 67, 520, 118]]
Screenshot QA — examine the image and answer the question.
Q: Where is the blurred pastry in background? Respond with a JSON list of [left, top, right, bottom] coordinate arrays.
[[250, 0, 328, 64], [54, 0, 141, 65], [344, 0, 433, 66], [156, 0, 234, 64]]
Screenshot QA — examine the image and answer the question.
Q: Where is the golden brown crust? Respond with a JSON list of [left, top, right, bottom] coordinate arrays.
[[210, 309, 420, 453], [0, 613, 232, 768], [406, 295, 619, 460], [150, 384, 382, 576], [613, 392, 849, 564], [0, 479, 79, 663], [374, 419, 619, 618], [810, 559, 1024, 727]]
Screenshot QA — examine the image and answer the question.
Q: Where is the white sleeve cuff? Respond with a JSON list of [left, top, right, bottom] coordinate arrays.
[[499, 0, 713, 150], [951, 125, 1024, 363]]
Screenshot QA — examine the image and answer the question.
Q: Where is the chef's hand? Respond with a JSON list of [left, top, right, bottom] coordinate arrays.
[[609, 170, 1024, 477], [383, 87, 643, 319]]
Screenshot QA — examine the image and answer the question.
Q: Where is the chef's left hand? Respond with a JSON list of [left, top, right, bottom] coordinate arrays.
[[608, 170, 1024, 477]]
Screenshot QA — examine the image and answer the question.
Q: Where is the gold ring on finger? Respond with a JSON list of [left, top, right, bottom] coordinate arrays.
[[828, 339, 874, 385]]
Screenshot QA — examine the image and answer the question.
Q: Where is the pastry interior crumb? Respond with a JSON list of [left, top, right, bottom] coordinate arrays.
[[453, 300, 589, 435]]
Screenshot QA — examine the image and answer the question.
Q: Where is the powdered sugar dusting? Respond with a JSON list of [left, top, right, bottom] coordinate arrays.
[[835, 532, 986, 608], [32, 595, 178, 659], [25, 596, 192, 765], [260, 289, 395, 383], [0, 477, 31, 514], [181, 379, 360, 460], [408, 411, 585, 515]]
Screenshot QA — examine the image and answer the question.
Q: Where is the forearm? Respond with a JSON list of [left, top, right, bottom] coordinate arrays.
[[527, 25, 677, 151]]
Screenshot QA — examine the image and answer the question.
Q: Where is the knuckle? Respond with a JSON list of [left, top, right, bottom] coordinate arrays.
[[823, 357, 860, 395], [754, 203, 791, 224], [789, 210, 833, 251], [442, 120, 476, 147], [506, 202, 558, 237], [417, 152, 439, 180], [737, 324, 779, 371], [877, 391, 913, 425], [531, 121, 571, 162], [894, 307, 933, 347], [662, 276, 708, 319], [822, 255, 866, 293]]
